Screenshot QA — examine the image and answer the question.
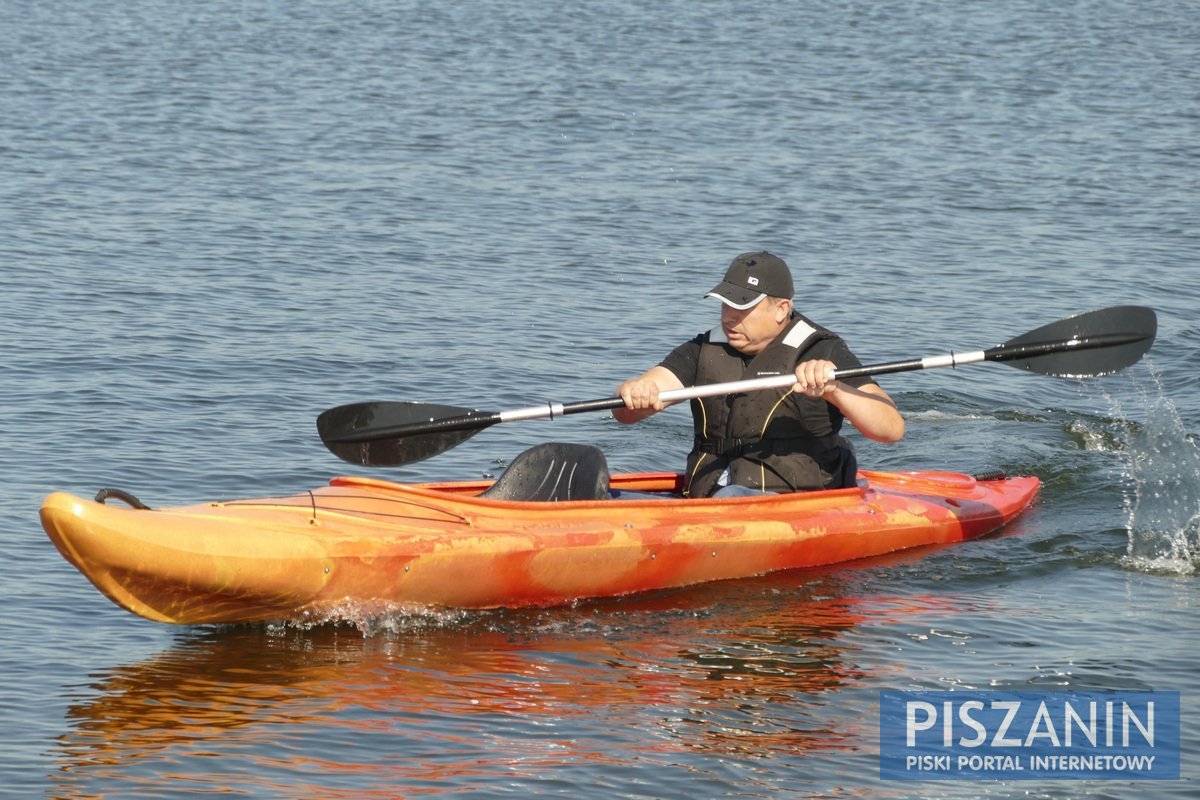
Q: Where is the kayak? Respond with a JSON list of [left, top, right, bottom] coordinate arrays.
[[40, 444, 1039, 625]]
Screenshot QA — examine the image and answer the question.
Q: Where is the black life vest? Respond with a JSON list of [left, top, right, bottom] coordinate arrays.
[[683, 315, 857, 497]]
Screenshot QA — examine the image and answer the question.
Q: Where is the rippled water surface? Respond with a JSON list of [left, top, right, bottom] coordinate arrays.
[[2, 1, 1197, 797]]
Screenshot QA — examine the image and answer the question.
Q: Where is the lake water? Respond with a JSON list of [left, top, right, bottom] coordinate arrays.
[[2, 1, 1196, 797]]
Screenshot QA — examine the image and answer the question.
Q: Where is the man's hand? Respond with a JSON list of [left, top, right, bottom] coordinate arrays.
[[618, 376, 664, 411], [613, 366, 684, 424], [793, 359, 839, 397]]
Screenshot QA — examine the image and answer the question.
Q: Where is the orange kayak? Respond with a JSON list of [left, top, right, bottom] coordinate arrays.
[[40, 461, 1039, 625]]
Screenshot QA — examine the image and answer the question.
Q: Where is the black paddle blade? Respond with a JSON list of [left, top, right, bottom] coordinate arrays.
[[317, 401, 492, 466], [990, 305, 1156, 377]]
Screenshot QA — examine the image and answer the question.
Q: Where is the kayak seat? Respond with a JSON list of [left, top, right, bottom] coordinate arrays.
[[480, 442, 611, 502]]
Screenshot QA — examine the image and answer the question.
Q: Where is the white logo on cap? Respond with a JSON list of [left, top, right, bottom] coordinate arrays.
[[748, 276, 759, 286]]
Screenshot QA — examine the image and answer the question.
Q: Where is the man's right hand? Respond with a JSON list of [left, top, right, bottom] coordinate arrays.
[[618, 377, 664, 412], [612, 366, 684, 424]]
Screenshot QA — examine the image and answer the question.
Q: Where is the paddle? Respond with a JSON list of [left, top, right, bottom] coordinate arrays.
[[318, 305, 1156, 467]]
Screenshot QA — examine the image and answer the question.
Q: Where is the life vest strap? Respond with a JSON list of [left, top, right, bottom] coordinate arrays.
[[694, 435, 838, 459]]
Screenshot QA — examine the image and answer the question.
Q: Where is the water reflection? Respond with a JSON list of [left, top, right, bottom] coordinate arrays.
[[52, 555, 959, 798]]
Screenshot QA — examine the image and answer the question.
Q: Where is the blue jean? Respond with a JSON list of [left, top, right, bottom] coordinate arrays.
[[711, 484, 776, 498], [607, 489, 679, 501]]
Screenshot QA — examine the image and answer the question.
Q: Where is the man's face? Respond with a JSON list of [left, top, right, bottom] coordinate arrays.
[[721, 297, 790, 355]]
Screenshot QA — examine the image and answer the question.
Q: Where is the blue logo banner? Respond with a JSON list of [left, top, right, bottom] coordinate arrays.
[[879, 690, 1180, 780]]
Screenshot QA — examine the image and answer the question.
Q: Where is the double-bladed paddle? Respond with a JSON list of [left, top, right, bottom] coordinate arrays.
[[317, 305, 1156, 467]]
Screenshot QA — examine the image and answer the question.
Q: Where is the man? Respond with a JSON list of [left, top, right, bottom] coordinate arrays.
[[615, 251, 904, 497]]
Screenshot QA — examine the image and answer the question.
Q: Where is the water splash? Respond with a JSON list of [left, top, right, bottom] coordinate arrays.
[[1105, 369, 1200, 574], [268, 600, 480, 637]]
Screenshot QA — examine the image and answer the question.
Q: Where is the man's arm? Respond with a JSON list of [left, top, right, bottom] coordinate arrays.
[[793, 358, 906, 443]]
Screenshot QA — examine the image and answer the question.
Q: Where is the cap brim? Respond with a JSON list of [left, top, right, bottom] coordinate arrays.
[[705, 282, 765, 310]]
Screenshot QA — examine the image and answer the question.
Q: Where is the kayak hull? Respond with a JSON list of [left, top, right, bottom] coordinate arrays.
[[40, 470, 1039, 625]]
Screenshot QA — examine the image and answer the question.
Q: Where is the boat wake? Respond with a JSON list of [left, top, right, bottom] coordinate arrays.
[[1104, 369, 1200, 575]]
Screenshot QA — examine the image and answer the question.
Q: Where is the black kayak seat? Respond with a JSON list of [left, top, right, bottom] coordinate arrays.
[[479, 442, 611, 502]]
